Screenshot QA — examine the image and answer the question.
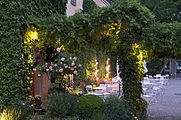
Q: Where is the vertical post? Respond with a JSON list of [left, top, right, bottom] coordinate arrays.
[[117, 59, 119, 77], [170, 59, 176, 79], [119, 83, 121, 96]]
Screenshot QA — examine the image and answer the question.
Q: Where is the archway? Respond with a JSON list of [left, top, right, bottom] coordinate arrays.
[[29, 0, 154, 118]]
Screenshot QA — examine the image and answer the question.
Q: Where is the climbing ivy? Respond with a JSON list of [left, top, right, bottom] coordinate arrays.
[[83, 0, 98, 14], [0, 0, 67, 107], [97, 51, 106, 81], [29, 0, 154, 117], [108, 52, 117, 77], [0, 0, 29, 107]]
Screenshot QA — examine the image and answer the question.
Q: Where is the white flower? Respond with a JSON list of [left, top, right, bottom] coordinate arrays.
[[71, 63, 75, 66], [59, 69, 63, 72], [61, 57, 65, 61]]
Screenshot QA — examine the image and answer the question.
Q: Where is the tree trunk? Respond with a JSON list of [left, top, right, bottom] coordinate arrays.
[[170, 59, 176, 79], [160, 59, 168, 74]]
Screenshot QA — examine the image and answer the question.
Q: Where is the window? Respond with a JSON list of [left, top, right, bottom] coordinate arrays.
[[101, 0, 110, 6], [71, 0, 76, 6]]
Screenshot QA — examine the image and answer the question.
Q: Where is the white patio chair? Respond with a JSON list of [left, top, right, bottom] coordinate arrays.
[[100, 84, 107, 87]]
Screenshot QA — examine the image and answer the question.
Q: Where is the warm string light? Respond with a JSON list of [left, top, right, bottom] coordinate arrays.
[[106, 58, 110, 78], [69, 74, 73, 83], [94, 59, 99, 80], [132, 43, 148, 74]]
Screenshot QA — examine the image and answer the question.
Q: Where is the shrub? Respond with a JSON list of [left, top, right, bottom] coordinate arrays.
[[102, 96, 143, 120], [0, 108, 21, 120], [102, 96, 129, 120], [46, 92, 77, 118], [18, 104, 34, 120], [76, 95, 103, 119], [133, 98, 148, 120], [0, 104, 33, 120], [147, 58, 162, 75], [91, 112, 110, 120], [29, 115, 52, 120]]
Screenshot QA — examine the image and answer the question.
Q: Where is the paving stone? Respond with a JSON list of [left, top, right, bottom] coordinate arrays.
[[147, 77, 181, 120]]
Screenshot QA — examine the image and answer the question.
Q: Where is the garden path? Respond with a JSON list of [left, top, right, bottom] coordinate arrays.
[[147, 75, 181, 120]]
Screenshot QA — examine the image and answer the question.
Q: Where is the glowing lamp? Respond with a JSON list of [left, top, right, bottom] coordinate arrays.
[[25, 27, 38, 40], [29, 31, 38, 39]]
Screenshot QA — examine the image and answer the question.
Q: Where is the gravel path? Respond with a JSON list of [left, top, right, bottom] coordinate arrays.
[[147, 77, 181, 120]]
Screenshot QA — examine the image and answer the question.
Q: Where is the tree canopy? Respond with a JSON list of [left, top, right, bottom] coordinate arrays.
[[145, 22, 181, 59], [139, 0, 181, 22], [29, 0, 154, 53]]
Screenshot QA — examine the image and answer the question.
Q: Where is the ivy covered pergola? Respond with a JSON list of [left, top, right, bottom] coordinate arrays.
[[1, 0, 181, 119], [28, 0, 154, 116]]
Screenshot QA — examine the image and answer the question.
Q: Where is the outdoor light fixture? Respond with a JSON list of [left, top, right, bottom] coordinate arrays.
[[28, 30, 38, 40], [106, 58, 110, 78], [25, 26, 38, 41], [95, 59, 99, 80]]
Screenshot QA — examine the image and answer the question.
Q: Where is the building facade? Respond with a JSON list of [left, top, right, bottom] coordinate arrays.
[[66, 0, 111, 16]]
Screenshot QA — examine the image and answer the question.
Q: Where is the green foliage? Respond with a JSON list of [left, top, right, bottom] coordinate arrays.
[[46, 92, 77, 118], [17, 0, 67, 18], [0, 105, 33, 120], [76, 95, 103, 119], [18, 105, 34, 120], [0, 104, 33, 120], [28, 0, 154, 117], [0, 0, 30, 107], [73, 47, 96, 83], [139, 0, 181, 22], [103, 96, 131, 120], [146, 22, 181, 59], [97, 51, 107, 80], [103, 96, 146, 120], [0, 108, 21, 120], [147, 58, 162, 75], [118, 51, 148, 116], [83, 0, 98, 14], [91, 112, 110, 120], [0, 0, 67, 108], [109, 52, 117, 77]]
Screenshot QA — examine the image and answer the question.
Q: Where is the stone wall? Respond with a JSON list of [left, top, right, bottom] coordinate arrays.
[[66, 0, 83, 16]]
